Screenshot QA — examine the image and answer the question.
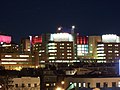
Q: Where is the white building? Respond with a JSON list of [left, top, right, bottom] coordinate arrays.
[[12, 77, 40, 90], [64, 77, 120, 89]]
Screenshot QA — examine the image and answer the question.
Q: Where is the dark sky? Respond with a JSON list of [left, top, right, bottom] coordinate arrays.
[[0, 0, 120, 42]]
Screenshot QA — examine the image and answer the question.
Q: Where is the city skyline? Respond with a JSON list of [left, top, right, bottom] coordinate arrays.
[[0, 0, 120, 42]]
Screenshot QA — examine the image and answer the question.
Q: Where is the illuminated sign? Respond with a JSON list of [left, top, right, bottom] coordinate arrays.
[[32, 36, 42, 44], [77, 36, 88, 44], [102, 34, 120, 43], [0, 35, 11, 43], [50, 33, 73, 42]]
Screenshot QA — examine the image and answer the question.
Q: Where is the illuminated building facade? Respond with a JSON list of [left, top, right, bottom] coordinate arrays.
[[97, 34, 120, 63], [0, 43, 19, 53], [0, 34, 19, 53], [48, 41, 74, 63], [48, 33, 75, 63], [0, 53, 35, 70], [31, 33, 75, 64], [31, 35, 47, 64], [64, 77, 120, 89], [12, 77, 40, 90], [20, 38, 31, 53], [0, 34, 11, 44], [77, 35, 89, 58], [88, 36, 102, 59], [97, 43, 120, 62], [2, 32, 120, 70]]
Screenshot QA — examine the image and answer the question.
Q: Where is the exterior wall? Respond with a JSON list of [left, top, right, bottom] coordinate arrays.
[[32, 33, 75, 64], [12, 77, 40, 90], [0, 53, 34, 70], [97, 43, 120, 62], [0, 43, 19, 53], [64, 77, 120, 89], [32, 43, 46, 63], [88, 36, 101, 59], [76, 35, 89, 58], [41, 70, 57, 90], [20, 38, 31, 52], [48, 41, 74, 63]]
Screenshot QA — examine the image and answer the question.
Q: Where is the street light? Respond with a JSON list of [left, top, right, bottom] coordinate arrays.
[[71, 25, 75, 34]]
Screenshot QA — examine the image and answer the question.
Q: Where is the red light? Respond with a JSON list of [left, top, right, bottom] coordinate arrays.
[[0, 35, 11, 43], [77, 36, 88, 44], [32, 36, 42, 44]]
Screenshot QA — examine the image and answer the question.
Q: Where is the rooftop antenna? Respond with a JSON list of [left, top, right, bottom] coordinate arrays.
[[71, 25, 75, 34], [57, 26, 62, 33]]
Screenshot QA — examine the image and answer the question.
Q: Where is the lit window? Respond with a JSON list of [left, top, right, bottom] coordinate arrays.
[[5, 55, 12, 57], [67, 50, 71, 52], [90, 51, 92, 53], [49, 57, 55, 59], [115, 44, 118, 46], [60, 47, 64, 49], [108, 44, 112, 46], [48, 50, 57, 52], [98, 44, 104, 46], [54, 83, 56, 86], [67, 53, 71, 55], [74, 83, 77, 87], [19, 55, 29, 57], [67, 47, 71, 49], [83, 82, 86, 87], [117, 54, 119, 56], [62, 53, 64, 55], [79, 83, 81, 87], [46, 84, 49, 86], [115, 51, 119, 53], [108, 51, 112, 53], [48, 47, 56, 49]]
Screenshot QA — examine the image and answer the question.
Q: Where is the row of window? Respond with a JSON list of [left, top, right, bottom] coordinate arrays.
[[49, 57, 73, 59], [14, 83, 38, 88], [98, 44, 119, 47], [70, 82, 118, 88]]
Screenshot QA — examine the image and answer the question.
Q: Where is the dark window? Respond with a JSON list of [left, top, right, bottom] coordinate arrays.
[[15, 84, 18, 88], [28, 84, 31, 87], [96, 83, 100, 88], [34, 84, 37, 87], [22, 83, 25, 87], [87, 83, 90, 88], [103, 82, 108, 87], [112, 82, 116, 87]]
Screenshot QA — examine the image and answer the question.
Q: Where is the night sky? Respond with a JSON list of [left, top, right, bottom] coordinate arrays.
[[0, 0, 120, 42]]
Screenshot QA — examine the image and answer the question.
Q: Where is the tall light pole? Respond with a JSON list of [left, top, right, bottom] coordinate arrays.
[[71, 25, 75, 34]]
